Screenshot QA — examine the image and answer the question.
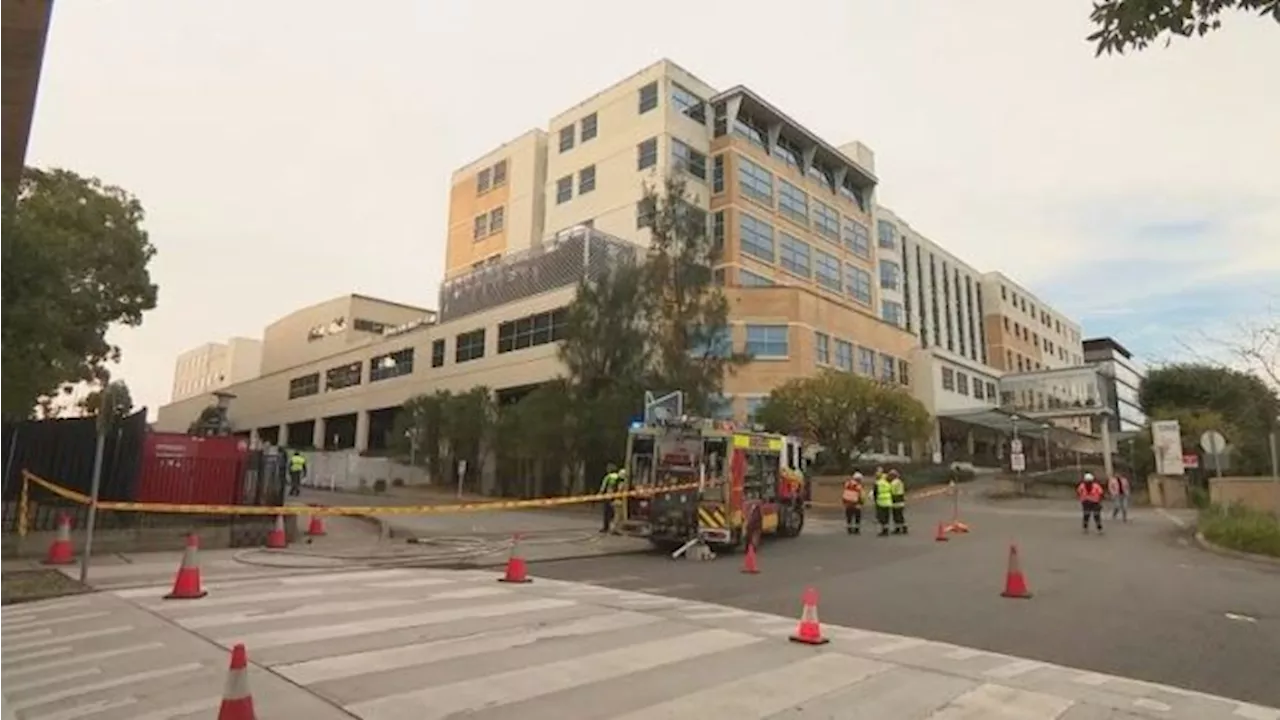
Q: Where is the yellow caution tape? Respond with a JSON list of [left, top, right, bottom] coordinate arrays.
[[19, 470, 718, 518]]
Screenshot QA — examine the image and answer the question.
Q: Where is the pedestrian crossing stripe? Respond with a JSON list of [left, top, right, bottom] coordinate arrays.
[[3, 570, 1272, 720], [697, 505, 727, 529]]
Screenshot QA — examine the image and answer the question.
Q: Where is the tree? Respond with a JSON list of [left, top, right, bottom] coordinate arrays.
[[1087, 0, 1279, 56], [1139, 363, 1280, 473], [493, 380, 577, 497], [80, 380, 134, 424], [189, 405, 231, 436], [395, 391, 447, 479], [442, 387, 496, 493], [1, 168, 158, 419], [640, 177, 749, 414], [755, 369, 932, 473]]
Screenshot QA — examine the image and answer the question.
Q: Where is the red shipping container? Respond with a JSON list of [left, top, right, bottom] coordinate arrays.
[[136, 433, 248, 506]]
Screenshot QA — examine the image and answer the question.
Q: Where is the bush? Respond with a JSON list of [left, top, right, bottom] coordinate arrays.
[[1188, 485, 1210, 510], [1200, 503, 1280, 558]]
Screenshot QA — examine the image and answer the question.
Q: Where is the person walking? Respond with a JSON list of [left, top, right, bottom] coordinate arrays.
[[874, 472, 894, 537], [598, 465, 623, 534], [841, 472, 865, 535], [888, 469, 908, 535], [1077, 472, 1105, 534], [287, 450, 307, 497], [1109, 473, 1131, 523]]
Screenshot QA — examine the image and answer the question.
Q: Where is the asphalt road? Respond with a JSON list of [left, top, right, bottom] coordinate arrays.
[[528, 492, 1280, 707]]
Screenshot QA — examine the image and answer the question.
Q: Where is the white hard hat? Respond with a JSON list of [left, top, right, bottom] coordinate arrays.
[[852, 472, 863, 480], [1083, 472, 1095, 481]]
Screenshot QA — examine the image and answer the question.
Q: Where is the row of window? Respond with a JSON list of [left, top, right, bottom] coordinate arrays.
[[940, 365, 999, 402], [287, 347, 418, 400], [475, 159, 508, 196], [472, 206, 505, 240], [1000, 284, 1078, 343], [876, 220, 898, 251], [736, 155, 873, 261], [556, 165, 596, 205], [813, 330, 912, 386], [910, 244, 988, 367], [724, 108, 868, 213], [1002, 317, 1081, 365], [738, 212, 874, 305], [558, 112, 599, 153]]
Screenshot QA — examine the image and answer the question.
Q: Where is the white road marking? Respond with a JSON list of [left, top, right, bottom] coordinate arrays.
[[2, 627, 53, 645], [278, 611, 661, 684], [1235, 704, 1280, 720], [346, 629, 763, 720], [3, 646, 73, 664], [279, 569, 415, 585], [146, 587, 329, 610], [178, 598, 423, 629], [868, 637, 928, 655], [0, 611, 109, 631], [130, 698, 221, 720], [366, 577, 456, 589], [927, 683, 1074, 719], [2, 597, 90, 617], [24, 697, 138, 720], [1157, 508, 1188, 528], [945, 648, 987, 660], [1134, 697, 1173, 712], [7, 662, 203, 713], [2, 642, 164, 678], [2, 625, 134, 655], [1225, 612, 1258, 623], [611, 653, 890, 719], [4, 665, 100, 693]]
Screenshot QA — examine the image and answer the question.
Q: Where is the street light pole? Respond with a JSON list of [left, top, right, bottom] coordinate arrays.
[[79, 424, 107, 585]]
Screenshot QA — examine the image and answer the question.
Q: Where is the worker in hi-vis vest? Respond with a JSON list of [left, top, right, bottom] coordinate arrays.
[[841, 472, 865, 535], [288, 451, 307, 497], [598, 465, 625, 534], [888, 469, 908, 535], [874, 473, 894, 537]]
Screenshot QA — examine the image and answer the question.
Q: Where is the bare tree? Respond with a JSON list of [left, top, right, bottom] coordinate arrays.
[[1178, 302, 1279, 390]]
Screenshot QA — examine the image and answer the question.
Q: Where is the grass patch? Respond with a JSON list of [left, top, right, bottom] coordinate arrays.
[[1199, 503, 1280, 558], [1, 569, 92, 605]]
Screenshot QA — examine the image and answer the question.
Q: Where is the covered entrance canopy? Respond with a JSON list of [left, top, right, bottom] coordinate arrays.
[[937, 407, 1049, 435]]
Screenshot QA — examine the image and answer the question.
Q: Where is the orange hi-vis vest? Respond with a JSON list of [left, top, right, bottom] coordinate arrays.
[[842, 479, 864, 505], [1077, 481, 1103, 503]]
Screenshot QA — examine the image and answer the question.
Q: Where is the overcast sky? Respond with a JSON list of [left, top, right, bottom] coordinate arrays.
[[27, 0, 1280, 414]]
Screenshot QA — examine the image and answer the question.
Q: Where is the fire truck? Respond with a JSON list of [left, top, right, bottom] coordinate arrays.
[[617, 415, 810, 551]]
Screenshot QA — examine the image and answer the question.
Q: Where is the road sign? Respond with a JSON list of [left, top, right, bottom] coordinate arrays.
[[1011, 453, 1026, 472], [1010, 439, 1023, 455], [1199, 430, 1227, 455], [1182, 453, 1200, 469]]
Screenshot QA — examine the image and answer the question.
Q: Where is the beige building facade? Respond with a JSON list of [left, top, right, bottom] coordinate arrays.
[[155, 58, 1095, 458], [170, 338, 263, 403]]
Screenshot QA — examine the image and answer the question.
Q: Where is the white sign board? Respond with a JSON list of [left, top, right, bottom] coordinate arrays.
[[1199, 430, 1227, 456], [1010, 439, 1024, 455], [1151, 420, 1185, 476], [1011, 453, 1026, 472]]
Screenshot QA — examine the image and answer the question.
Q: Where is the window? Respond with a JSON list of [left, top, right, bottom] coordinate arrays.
[[370, 348, 414, 382], [636, 197, 656, 229], [739, 269, 774, 287], [558, 125, 575, 153], [857, 347, 876, 376], [956, 372, 970, 396], [843, 217, 871, 258], [492, 160, 507, 187], [671, 139, 706, 180], [813, 201, 839, 241], [431, 339, 445, 367], [879, 260, 901, 291], [738, 213, 775, 262], [580, 113, 598, 141], [814, 249, 842, 292], [986, 381, 997, 400], [488, 206, 505, 233], [473, 214, 488, 240], [941, 367, 956, 391], [498, 308, 568, 353], [455, 329, 486, 363], [815, 332, 830, 364], [288, 373, 320, 399], [773, 136, 802, 168], [638, 81, 658, 113], [745, 325, 789, 358], [737, 155, 774, 205], [880, 354, 896, 383], [881, 300, 904, 327], [711, 210, 725, 254], [637, 137, 658, 170], [578, 165, 596, 194], [712, 155, 725, 193], [808, 162, 834, 192], [973, 379, 985, 400], [745, 396, 768, 422], [877, 220, 897, 249], [671, 83, 705, 121], [555, 175, 573, 204], [835, 340, 854, 371], [476, 167, 492, 194], [845, 264, 872, 305], [325, 362, 362, 391], [778, 180, 808, 225], [732, 114, 768, 148], [779, 233, 811, 277], [840, 177, 865, 212], [898, 359, 911, 386]]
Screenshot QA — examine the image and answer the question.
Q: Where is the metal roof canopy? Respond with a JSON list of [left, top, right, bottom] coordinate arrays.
[[938, 408, 1053, 434]]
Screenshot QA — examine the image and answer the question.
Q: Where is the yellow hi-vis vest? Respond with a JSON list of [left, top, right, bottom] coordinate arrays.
[[889, 477, 906, 508], [289, 454, 306, 472], [874, 478, 894, 508]]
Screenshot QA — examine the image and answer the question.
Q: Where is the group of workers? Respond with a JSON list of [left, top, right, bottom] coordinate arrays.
[[1076, 471, 1132, 533], [841, 467, 908, 537]]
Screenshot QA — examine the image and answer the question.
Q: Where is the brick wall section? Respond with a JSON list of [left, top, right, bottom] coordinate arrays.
[[1210, 477, 1280, 515]]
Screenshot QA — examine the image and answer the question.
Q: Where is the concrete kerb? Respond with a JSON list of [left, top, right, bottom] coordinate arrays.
[[1193, 531, 1280, 567]]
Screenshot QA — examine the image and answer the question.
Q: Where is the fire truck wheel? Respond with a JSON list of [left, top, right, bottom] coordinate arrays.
[[778, 506, 805, 538]]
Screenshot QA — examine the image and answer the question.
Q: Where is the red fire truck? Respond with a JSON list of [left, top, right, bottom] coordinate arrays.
[[617, 416, 810, 551]]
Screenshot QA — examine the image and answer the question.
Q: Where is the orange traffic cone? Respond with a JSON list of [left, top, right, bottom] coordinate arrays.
[[498, 533, 532, 584], [1000, 544, 1033, 599], [741, 542, 760, 574], [165, 533, 208, 600], [934, 521, 950, 543], [789, 587, 829, 645], [43, 512, 75, 566], [217, 643, 257, 720], [306, 513, 326, 537], [265, 515, 287, 549]]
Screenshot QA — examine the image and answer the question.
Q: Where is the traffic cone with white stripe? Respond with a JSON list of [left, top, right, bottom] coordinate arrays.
[[217, 643, 256, 720], [43, 512, 75, 565], [265, 515, 287, 549], [789, 587, 830, 645], [498, 533, 532, 583], [164, 533, 208, 600], [306, 512, 326, 537]]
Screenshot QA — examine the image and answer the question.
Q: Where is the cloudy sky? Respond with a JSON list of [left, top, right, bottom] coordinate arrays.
[[27, 0, 1280, 413]]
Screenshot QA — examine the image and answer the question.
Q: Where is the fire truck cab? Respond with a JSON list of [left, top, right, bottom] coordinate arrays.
[[617, 416, 809, 551]]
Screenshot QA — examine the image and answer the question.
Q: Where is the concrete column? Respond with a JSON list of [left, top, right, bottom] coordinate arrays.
[[312, 418, 325, 450], [278, 424, 288, 447], [1101, 420, 1114, 479], [355, 410, 370, 453], [965, 430, 976, 457], [929, 420, 943, 464]]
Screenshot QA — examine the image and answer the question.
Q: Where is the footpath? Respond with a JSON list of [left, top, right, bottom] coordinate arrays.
[[3, 562, 1278, 719]]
